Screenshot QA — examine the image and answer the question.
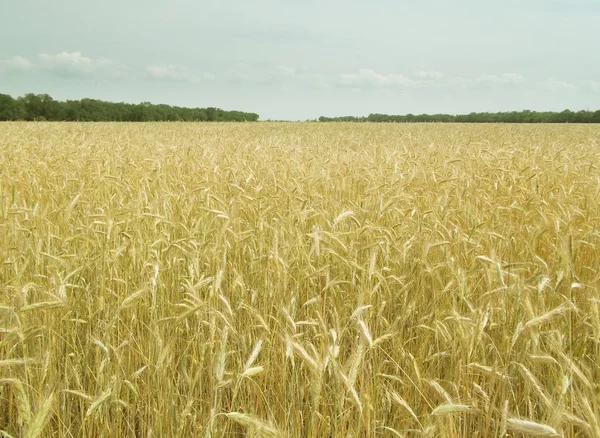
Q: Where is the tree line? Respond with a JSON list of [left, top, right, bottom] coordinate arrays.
[[2, 93, 598, 123], [0, 93, 260, 122], [319, 109, 600, 123]]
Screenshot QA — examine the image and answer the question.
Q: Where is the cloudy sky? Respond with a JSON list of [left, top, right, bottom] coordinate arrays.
[[1, 0, 599, 120]]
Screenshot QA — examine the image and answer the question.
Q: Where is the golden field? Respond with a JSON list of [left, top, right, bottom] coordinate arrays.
[[1, 122, 600, 437]]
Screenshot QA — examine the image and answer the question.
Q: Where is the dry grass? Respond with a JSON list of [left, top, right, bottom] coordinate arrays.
[[1, 121, 600, 437]]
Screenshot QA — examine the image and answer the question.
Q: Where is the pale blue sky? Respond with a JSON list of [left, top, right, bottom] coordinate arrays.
[[1, 0, 599, 120]]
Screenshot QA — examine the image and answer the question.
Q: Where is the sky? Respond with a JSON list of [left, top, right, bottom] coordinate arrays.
[[1, 0, 599, 120]]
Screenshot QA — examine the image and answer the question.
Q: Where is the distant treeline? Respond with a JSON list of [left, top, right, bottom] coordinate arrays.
[[0, 93, 260, 122], [319, 109, 600, 123]]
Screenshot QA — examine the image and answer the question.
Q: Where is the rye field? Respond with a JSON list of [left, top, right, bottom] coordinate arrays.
[[1, 122, 600, 437]]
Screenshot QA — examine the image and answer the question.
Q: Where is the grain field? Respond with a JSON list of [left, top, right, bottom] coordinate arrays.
[[1, 122, 599, 437]]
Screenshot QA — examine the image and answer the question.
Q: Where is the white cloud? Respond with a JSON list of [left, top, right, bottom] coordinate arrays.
[[223, 64, 328, 89], [0, 55, 34, 72], [145, 64, 212, 83], [452, 76, 472, 89], [581, 80, 600, 93], [415, 70, 444, 79], [538, 78, 577, 92], [223, 62, 252, 84], [338, 69, 414, 88], [273, 65, 328, 88], [38, 52, 128, 79], [275, 65, 297, 76], [477, 73, 525, 85]]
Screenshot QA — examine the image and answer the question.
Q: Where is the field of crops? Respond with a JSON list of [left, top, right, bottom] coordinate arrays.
[[1, 122, 600, 437]]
